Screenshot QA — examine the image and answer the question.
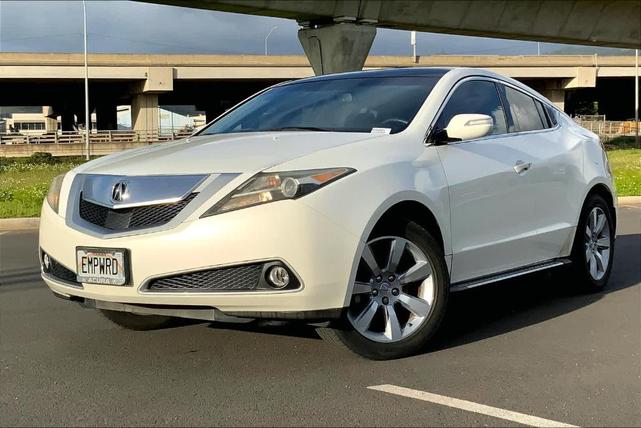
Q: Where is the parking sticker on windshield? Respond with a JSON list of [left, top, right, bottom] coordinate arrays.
[[371, 128, 392, 135]]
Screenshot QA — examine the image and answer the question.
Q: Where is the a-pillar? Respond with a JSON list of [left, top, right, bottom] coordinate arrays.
[[131, 93, 159, 134], [298, 22, 376, 75], [96, 103, 118, 131]]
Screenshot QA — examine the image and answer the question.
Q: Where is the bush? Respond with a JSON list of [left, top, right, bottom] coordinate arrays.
[[604, 136, 640, 150], [0, 189, 14, 202], [29, 152, 57, 164]]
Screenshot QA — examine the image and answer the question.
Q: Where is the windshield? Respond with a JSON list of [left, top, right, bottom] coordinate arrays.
[[199, 76, 441, 135]]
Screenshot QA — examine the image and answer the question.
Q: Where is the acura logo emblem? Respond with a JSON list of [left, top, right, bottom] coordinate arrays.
[[111, 181, 128, 202]]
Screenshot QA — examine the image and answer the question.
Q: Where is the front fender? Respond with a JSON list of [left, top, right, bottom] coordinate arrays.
[[300, 154, 451, 307]]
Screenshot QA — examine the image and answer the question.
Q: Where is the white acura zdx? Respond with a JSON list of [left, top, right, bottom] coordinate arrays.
[[40, 67, 617, 359]]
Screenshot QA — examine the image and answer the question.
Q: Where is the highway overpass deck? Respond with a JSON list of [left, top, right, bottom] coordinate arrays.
[[0, 53, 639, 80], [1, 53, 639, 130]]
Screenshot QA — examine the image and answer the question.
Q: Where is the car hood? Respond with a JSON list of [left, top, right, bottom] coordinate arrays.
[[75, 131, 380, 176]]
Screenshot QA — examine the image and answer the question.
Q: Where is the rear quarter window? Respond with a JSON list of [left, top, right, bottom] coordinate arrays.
[[545, 105, 559, 126], [534, 101, 551, 128]]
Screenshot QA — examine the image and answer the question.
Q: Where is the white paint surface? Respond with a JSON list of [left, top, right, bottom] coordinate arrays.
[[368, 384, 577, 427]]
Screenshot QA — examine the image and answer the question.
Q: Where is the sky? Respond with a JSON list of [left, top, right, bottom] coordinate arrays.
[[0, 0, 633, 56]]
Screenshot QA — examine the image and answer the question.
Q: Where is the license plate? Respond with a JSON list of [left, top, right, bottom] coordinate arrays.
[[76, 247, 128, 286]]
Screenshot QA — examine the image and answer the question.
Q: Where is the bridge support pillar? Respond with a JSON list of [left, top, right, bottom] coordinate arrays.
[[60, 111, 75, 132], [542, 89, 566, 111], [528, 80, 568, 112], [96, 103, 118, 131], [298, 22, 376, 75], [131, 93, 159, 133], [202, 104, 227, 123]]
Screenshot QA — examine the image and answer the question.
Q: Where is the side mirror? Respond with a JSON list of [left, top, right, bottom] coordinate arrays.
[[445, 114, 493, 141]]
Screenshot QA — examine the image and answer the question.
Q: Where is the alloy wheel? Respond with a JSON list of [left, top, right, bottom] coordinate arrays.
[[347, 236, 436, 343], [584, 207, 611, 281]]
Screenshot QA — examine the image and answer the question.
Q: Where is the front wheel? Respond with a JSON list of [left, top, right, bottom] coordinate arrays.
[[318, 220, 449, 360], [567, 194, 615, 291]]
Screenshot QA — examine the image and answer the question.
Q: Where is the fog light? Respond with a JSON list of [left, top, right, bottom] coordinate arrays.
[[267, 266, 290, 289], [43, 253, 51, 271]]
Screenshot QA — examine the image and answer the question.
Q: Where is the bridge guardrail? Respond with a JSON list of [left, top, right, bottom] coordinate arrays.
[[574, 119, 640, 141], [2, 123, 638, 145], [0, 130, 194, 145]]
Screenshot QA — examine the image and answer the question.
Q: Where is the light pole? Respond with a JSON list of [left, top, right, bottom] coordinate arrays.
[[264, 25, 278, 55], [82, 0, 90, 160], [635, 49, 639, 148], [0, 0, 3, 135], [0, 0, 3, 52], [411, 31, 417, 63]]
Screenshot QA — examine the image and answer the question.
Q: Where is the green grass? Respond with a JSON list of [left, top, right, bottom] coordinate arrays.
[[607, 148, 641, 197], [0, 155, 86, 218], [0, 146, 639, 218]]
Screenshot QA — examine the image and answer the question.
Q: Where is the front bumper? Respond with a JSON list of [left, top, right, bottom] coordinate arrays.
[[39, 198, 361, 315]]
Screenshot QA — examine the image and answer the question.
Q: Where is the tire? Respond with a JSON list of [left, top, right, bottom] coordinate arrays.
[[568, 194, 615, 292], [100, 309, 175, 331], [318, 219, 449, 360]]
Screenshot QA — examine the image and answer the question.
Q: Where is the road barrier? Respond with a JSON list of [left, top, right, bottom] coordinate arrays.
[[0, 130, 193, 145], [0, 130, 194, 157], [1, 122, 638, 157], [573, 119, 640, 141]]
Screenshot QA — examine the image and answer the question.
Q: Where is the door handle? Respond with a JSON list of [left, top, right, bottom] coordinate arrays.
[[513, 160, 532, 175]]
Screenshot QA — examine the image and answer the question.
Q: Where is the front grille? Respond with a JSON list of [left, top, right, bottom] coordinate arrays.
[[79, 193, 198, 231], [147, 263, 264, 292], [42, 252, 80, 285]]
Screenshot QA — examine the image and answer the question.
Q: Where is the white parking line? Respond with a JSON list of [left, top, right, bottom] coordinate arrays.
[[368, 384, 577, 427], [620, 205, 641, 210]]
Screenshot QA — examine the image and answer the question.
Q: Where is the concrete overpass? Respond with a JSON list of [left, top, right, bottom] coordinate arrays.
[[1, 53, 640, 132], [144, 0, 641, 74]]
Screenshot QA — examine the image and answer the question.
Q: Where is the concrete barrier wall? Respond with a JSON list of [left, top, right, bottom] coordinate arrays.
[[0, 142, 154, 158]]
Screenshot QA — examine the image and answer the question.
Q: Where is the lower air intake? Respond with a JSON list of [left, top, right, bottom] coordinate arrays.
[[147, 263, 265, 292], [42, 251, 81, 285]]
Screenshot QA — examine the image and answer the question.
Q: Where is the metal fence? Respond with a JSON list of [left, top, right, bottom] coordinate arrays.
[[0, 129, 194, 145], [575, 119, 641, 141], [1, 123, 638, 145], [573, 119, 639, 141]]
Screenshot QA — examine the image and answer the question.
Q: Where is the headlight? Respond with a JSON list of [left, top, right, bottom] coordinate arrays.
[[46, 174, 65, 214], [201, 167, 355, 217]]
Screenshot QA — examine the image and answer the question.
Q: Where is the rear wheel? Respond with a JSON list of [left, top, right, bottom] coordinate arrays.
[[100, 310, 175, 331], [318, 220, 448, 359], [568, 194, 615, 291]]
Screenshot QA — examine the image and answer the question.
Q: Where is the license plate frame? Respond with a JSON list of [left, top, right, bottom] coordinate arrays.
[[76, 247, 130, 286]]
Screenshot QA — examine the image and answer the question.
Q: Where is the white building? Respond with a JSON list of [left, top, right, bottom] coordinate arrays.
[[4, 107, 58, 134]]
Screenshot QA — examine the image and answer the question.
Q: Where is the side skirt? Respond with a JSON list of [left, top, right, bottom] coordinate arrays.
[[450, 258, 572, 292]]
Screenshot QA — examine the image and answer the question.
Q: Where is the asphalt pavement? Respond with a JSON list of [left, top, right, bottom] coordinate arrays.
[[1, 205, 639, 426]]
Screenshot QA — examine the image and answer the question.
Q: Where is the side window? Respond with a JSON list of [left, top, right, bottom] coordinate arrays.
[[433, 80, 507, 141], [504, 86, 545, 132]]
